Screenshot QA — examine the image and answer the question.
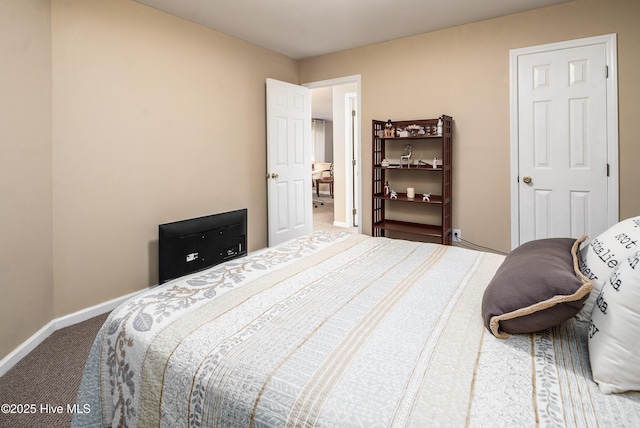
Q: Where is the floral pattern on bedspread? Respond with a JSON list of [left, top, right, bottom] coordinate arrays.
[[469, 318, 640, 428], [74, 230, 496, 428], [72, 230, 640, 428], [76, 229, 354, 428]]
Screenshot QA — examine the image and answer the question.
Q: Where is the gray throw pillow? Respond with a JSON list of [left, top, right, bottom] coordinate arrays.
[[482, 236, 592, 339]]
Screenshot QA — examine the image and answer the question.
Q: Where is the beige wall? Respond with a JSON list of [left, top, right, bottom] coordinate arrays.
[[0, 0, 298, 361], [0, 1, 53, 360], [300, 0, 640, 253], [51, 0, 298, 317]]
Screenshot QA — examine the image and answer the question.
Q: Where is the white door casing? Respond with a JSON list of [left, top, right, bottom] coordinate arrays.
[[510, 34, 619, 249], [346, 92, 359, 228], [266, 78, 313, 246]]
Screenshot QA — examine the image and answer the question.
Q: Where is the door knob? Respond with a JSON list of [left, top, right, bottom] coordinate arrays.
[[522, 176, 532, 184], [271, 173, 279, 179]]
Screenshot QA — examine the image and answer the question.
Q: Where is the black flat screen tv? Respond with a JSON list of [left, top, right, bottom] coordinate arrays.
[[158, 209, 247, 284]]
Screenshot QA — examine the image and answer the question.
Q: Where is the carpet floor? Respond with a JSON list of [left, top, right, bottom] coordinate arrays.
[[0, 313, 108, 428]]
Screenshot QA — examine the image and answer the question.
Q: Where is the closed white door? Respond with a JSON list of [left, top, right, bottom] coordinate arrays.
[[266, 78, 313, 246], [512, 36, 618, 247]]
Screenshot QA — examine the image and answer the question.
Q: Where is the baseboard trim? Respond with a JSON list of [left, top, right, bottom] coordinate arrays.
[[0, 320, 57, 379], [332, 221, 350, 228], [0, 288, 146, 378]]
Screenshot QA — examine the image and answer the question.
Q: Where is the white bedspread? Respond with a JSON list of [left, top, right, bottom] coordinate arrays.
[[73, 230, 640, 427]]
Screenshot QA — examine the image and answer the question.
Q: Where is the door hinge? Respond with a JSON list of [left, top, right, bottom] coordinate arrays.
[[606, 65, 609, 78], [353, 208, 357, 215], [352, 159, 356, 166], [607, 163, 610, 177], [352, 109, 356, 117]]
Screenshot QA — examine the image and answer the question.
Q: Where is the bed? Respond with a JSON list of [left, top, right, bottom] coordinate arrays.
[[72, 228, 640, 427]]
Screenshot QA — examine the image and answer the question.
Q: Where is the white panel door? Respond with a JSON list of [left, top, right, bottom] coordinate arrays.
[[266, 78, 312, 246], [517, 43, 609, 245]]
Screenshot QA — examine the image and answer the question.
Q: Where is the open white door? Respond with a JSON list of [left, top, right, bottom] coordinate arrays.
[[266, 78, 313, 246]]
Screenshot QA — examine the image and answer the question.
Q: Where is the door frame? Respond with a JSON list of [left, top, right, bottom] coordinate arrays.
[[509, 34, 619, 249], [346, 91, 359, 228], [304, 75, 362, 233]]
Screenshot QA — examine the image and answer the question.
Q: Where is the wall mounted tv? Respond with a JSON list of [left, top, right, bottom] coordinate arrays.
[[158, 209, 247, 284]]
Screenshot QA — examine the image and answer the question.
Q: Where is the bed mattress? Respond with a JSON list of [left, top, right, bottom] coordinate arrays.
[[72, 230, 640, 427]]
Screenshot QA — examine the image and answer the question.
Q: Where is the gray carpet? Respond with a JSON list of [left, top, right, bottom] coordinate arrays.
[[0, 313, 108, 428]]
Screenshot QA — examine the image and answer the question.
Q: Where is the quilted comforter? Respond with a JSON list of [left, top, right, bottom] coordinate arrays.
[[72, 230, 640, 427]]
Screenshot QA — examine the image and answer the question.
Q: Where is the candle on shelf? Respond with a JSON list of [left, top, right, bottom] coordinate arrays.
[[407, 187, 415, 199]]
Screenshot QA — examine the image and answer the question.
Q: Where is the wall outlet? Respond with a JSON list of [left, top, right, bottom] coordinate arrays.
[[452, 229, 461, 243]]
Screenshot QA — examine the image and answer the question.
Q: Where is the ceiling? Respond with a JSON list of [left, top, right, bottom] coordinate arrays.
[[134, 0, 571, 60]]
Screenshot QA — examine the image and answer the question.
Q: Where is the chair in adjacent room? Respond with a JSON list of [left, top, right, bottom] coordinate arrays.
[[316, 163, 334, 199]]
